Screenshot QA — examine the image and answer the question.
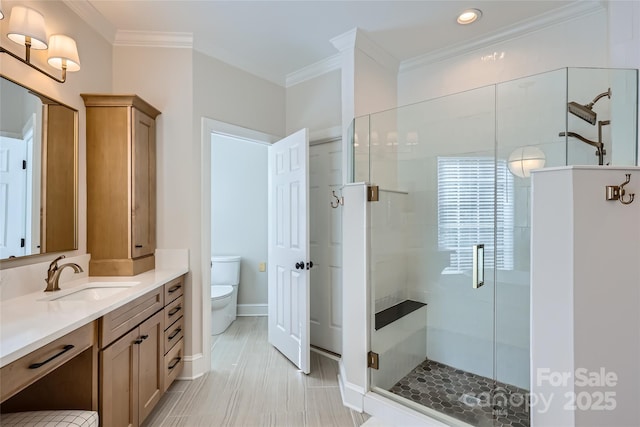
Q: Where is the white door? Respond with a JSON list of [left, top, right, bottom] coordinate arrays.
[[309, 140, 343, 354], [268, 128, 311, 373], [0, 135, 27, 259]]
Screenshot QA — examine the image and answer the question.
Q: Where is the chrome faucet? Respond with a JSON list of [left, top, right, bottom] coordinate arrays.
[[44, 255, 84, 292]]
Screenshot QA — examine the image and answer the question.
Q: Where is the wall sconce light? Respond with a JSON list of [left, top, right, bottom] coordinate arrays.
[[406, 131, 419, 146], [0, 6, 81, 83], [508, 146, 546, 178], [386, 131, 398, 146]]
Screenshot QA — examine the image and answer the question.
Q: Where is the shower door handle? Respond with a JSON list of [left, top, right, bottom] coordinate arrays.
[[472, 244, 484, 289]]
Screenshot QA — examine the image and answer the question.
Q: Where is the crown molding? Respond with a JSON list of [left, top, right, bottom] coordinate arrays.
[[330, 28, 358, 53], [285, 53, 341, 88], [114, 31, 193, 49], [63, 0, 116, 43], [331, 27, 399, 73], [400, 0, 605, 73]]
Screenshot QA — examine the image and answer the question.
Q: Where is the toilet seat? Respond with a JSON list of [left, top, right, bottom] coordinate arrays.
[[211, 285, 233, 300]]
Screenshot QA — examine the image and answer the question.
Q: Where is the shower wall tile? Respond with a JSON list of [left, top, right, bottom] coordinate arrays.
[[371, 307, 428, 390], [513, 184, 531, 228], [513, 226, 531, 272], [370, 191, 410, 310]]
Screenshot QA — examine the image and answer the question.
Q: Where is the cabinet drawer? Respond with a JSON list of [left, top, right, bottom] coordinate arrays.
[[164, 276, 184, 304], [100, 287, 163, 348], [164, 295, 183, 329], [1, 322, 95, 403], [164, 316, 184, 354], [163, 338, 183, 392]]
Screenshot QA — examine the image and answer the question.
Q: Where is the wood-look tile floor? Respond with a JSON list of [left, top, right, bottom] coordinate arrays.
[[143, 317, 369, 427]]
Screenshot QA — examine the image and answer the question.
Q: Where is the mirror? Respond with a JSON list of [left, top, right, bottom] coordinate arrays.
[[0, 76, 77, 260]]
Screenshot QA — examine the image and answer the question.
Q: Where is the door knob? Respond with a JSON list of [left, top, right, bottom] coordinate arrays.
[[295, 262, 305, 270], [306, 261, 314, 270]]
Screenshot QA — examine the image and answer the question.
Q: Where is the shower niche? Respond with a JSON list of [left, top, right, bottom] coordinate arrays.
[[350, 67, 638, 426]]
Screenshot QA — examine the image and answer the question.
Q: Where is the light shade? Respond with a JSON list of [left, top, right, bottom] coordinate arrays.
[[7, 6, 47, 49], [508, 146, 546, 178], [47, 34, 81, 71]]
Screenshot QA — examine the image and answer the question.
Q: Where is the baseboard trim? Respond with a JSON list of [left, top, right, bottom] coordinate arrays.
[[338, 360, 365, 412], [237, 304, 268, 317], [177, 352, 206, 380], [363, 391, 453, 427]]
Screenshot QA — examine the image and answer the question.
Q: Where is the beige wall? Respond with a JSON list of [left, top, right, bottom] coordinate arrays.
[[0, 0, 112, 269], [194, 51, 285, 138], [109, 47, 286, 376], [0, 1, 287, 379], [112, 44, 199, 374], [286, 69, 341, 135]]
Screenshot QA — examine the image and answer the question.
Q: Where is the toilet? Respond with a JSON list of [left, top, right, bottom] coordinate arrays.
[[211, 255, 240, 335]]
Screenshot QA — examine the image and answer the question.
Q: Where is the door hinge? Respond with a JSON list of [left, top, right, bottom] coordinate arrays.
[[367, 351, 379, 369], [22, 160, 27, 170], [367, 185, 379, 202]]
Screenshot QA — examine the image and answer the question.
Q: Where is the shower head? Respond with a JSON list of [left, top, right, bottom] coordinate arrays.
[[567, 102, 597, 125], [567, 88, 611, 125]]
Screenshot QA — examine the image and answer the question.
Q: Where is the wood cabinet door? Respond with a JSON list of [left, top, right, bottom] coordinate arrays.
[[131, 108, 156, 259], [137, 310, 164, 424], [100, 328, 139, 427]]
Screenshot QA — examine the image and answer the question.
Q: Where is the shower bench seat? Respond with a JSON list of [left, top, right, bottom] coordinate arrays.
[[375, 300, 427, 330]]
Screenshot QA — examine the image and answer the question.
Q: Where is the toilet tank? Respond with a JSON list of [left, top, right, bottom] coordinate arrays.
[[211, 255, 241, 286]]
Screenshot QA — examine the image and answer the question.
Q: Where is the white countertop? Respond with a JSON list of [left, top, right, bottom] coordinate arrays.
[[0, 267, 188, 368]]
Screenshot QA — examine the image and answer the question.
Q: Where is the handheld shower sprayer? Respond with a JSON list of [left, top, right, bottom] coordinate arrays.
[[567, 88, 611, 125]]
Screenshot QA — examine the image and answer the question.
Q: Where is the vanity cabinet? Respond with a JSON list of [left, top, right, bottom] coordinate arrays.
[[100, 311, 163, 427], [162, 276, 184, 392], [0, 322, 97, 412], [82, 94, 161, 276], [98, 275, 185, 427]]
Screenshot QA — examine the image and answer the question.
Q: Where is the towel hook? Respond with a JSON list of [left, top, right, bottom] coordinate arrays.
[[330, 190, 344, 208], [606, 173, 635, 205], [619, 174, 635, 205]]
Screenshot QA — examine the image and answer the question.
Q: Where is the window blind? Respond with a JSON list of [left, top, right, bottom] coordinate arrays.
[[437, 157, 514, 273]]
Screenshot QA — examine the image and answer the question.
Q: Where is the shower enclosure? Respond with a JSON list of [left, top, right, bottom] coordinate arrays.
[[350, 68, 637, 426]]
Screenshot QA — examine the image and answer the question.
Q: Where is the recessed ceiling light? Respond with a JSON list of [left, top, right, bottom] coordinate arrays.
[[457, 9, 482, 25]]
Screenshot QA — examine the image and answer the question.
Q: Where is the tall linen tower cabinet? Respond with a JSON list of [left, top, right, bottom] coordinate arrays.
[[82, 94, 160, 276]]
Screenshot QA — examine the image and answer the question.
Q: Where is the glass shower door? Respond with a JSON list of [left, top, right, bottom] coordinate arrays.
[[367, 86, 499, 426]]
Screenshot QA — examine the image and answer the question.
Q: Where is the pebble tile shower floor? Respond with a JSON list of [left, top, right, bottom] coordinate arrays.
[[390, 359, 530, 427]]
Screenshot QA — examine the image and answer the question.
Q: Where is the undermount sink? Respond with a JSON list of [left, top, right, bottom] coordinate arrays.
[[39, 282, 140, 302]]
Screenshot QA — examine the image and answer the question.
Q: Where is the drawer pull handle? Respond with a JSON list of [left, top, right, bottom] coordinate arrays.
[[135, 244, 143, 248], [168, 357, 182, 371], [168, 327, 182, 340], [168, 306, 181, 316], [29, 344, 74, 369], [168, 285, 182, 294], [134, 335, 149, 345]]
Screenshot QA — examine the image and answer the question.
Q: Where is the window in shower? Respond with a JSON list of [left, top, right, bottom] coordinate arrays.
[[437, 156, 514, 274]]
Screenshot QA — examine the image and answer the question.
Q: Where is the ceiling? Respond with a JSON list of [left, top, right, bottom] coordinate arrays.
[[77, 0, 583, 86]]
